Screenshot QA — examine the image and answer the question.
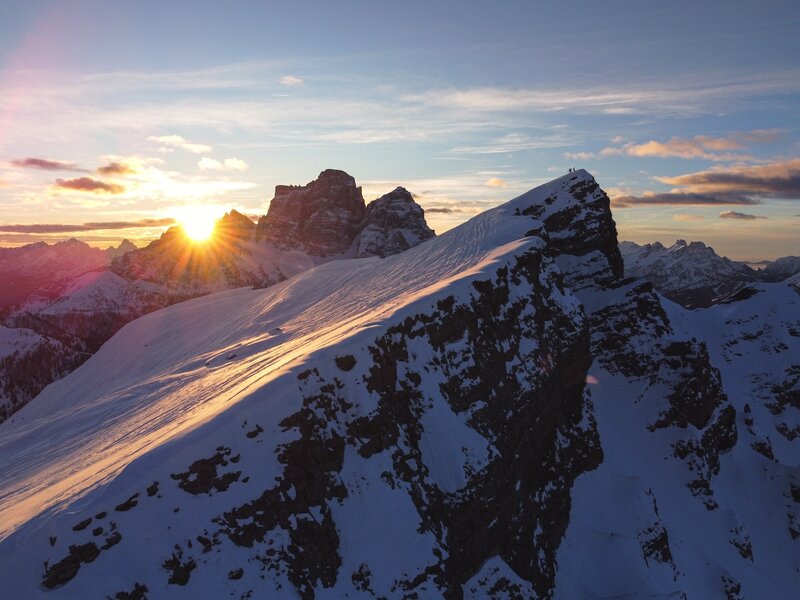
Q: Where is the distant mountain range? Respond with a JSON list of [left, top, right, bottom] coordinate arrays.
[[620, 239, 800, 308], [1, 169, 798, 597], [0, 170, 434, 422]]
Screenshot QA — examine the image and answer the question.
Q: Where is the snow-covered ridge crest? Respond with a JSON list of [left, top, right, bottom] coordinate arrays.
[[1, 169, 797, 598], [0, 170, 607, 598]]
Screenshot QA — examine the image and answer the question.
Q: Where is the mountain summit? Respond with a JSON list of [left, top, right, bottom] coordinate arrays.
[[0, 170, 798, 598]]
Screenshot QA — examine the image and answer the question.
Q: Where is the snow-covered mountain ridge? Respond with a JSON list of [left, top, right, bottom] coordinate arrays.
[[0, 170, 797, 598], [620, 239, 800, 308]]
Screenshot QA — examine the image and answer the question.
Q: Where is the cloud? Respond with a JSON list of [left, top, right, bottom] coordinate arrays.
[[673, 214, 706, 222], [615, 158, 800, 209], [450, 132, 572, 155], [655, 158, 800, 197], [10, 157, 86, 172], [401, 72, 800, 117], [147, 135, 212, 154], [599, 130, 782, 162], [198, 157, 249, 172], [564, 151, 596, 160], [719, 211, 768, 220], [96, 161, 137, 176], [424, 207, 455, 214], [485, 177, 506, 188], [0, 218, 176, 234], [280, 75, 304, 87], [612, 192, 757, 206], [54, 177, 125, 194]]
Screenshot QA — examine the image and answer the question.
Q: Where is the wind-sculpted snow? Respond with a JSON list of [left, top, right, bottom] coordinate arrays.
[[0, 170, 798, 598]]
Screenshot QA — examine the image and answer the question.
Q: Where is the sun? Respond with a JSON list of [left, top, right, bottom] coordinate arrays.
[[177, 207, 218, 242]]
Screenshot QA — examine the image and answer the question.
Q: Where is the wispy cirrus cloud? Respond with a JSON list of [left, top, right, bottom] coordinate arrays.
[[449, 132, 572, 155], [9, 157, 87, 172], [147, 135, 213, 154], [719, 211, 768, 220], [54, 177, 125, 194], [401, 71, 800, 117], [673, 214, 705, 222], [485, 177, 506, 188], [0, 218, 176, 234]]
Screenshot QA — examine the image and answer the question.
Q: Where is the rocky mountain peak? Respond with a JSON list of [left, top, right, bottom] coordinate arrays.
[[257, 169, 366, 256], [510, 169, 624, 288], [354, 187, 435, 258], [105, 239, 138, 262], [217, 209, 256, 241]]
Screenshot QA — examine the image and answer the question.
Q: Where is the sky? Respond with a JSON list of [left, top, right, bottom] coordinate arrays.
[[0, 0, 798, 260]]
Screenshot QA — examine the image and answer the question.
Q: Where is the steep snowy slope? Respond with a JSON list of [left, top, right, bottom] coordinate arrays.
[[0, 170, 797, 599]]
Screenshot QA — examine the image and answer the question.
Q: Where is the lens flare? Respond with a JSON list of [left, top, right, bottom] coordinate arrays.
[[175, 207, 219, 242]]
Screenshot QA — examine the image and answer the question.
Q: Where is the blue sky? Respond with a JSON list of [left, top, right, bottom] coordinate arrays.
[[0, 0, 798, 259]]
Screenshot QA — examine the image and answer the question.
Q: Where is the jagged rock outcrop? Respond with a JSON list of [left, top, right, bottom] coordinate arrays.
[[354, 187, 435, 258], [257, 169, 366, 256], [257, 171, 435, 259], [215, 209, 257, 242], [104, 239, 138, 262]]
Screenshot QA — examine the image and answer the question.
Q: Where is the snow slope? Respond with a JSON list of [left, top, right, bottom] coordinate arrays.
[[0, 170, 798, 599]]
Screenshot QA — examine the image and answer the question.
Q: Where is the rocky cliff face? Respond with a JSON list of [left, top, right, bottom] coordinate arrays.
[[257, 171, 435, 259], [257, 169, 366, 256], [354, 187, 435, 258]]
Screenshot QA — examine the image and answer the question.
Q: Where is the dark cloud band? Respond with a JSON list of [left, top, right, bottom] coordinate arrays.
[[55, 177, 125, 194], [0, 218, 176, 234], [11, 158, 87, 172]]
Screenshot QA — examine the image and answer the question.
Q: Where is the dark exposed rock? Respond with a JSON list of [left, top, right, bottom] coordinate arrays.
[[170, 447, 241, 495], [42, 542, 101, 589], [257, 171, 435, 259], [110, 582, 149, 600], [354, 187, 435, 258], [73, 517, 92, 531], [334, 354, 357, 371], [115, 493, 139, 512], [257, 169, 366, 256], [163, 546, 196, 586], [245, 423, 263, 438]]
